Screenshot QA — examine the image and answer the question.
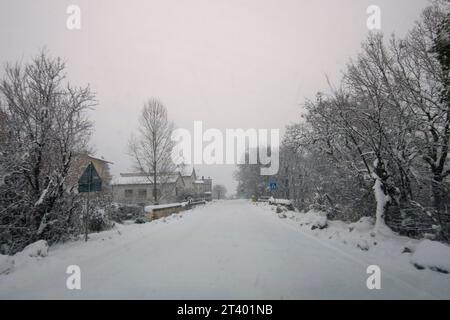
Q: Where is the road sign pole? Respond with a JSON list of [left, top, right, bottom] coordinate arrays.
[[84, 163, 92, 242], [85, 189, 90, 242]]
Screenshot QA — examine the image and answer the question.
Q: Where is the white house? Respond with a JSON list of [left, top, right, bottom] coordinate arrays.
[[112, 167, 212, 204]]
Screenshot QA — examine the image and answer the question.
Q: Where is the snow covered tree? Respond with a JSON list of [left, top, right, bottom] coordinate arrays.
[[212, 184, 227, 200], [234, 150, 269, 199], [281, 123, 375, 219], [281, 1, 450, 240], [0, 51, 95, 253], [225, 2, 450, 240], [389, 2, 450, 238]]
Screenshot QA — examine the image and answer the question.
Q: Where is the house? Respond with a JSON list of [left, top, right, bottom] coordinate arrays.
[[181, 167, 197, 191], [112, 172, 185, 204], [112, 167, 212, 205], [66, 154, 113, 193], [180, 167, 212, 201], [193, 177, 212, 201]]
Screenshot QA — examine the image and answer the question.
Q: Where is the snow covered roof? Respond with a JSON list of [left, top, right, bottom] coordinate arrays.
[[177, 165, 196, 177], [88, 155, 114, 164], [113, 172, 181, 185], [74, 153, 113, 164]]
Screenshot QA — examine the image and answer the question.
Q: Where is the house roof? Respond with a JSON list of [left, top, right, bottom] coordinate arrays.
[[178, 166, 196, 177], [87, 154, 114, 165]]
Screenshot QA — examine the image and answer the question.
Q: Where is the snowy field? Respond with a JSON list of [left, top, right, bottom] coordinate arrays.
[[0, 200, 449, 299]]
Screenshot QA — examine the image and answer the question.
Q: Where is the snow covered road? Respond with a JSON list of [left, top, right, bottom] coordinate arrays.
[[0, 200, 449, 299]]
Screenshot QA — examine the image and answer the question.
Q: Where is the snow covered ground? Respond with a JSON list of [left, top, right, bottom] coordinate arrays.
[[0, 200, 449, 299]]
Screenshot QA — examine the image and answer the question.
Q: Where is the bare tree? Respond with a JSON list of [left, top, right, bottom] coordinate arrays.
[[128, 98, 176, 204], [212, 184, 227, 200]]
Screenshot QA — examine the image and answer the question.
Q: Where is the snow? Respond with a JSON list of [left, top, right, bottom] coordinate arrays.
[[410, 240, 450, 273], [0, 200, 449, 299], [349, 217, 375, 233], [144, 202, 188, 213], [356, 239, 370, 251], [372, 176, 391, 234], [0, 255, 14, 275], [0, 240, 48, 275], [298, 210, 328, 229], [17, 240, 49, 258], [269, 197, 292, 205]]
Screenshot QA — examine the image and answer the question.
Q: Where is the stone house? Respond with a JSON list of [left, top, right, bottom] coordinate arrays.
[[180, 167, 212, 201], [193, 177, 212, 201]]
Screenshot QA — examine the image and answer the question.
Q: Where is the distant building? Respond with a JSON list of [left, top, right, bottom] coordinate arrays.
[[179, 167, 212, 201], [112, 172, 185, 204], [193, 176, 212, 201], [112, 167, 212, 205], [181, 167, 197, 191]]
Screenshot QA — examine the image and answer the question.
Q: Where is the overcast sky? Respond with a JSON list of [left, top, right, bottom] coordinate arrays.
[[0, 0, 430, 193]]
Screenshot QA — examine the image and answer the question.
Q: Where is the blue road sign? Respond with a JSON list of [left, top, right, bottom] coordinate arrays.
[[269, 182, 277, 192]]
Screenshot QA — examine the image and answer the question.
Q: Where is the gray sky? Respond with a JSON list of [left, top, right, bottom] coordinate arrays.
[[0, 0, 430, 193]]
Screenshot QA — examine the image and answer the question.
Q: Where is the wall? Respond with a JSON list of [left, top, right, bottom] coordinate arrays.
[[112, 183, 179, 205]]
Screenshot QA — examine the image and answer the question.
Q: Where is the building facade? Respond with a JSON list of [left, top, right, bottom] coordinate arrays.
[[112, 168, 212, 205], [112, 172, 185, 205]]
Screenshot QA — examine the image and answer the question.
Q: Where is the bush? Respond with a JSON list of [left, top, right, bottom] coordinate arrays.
[[108, 204, 145, 223], [88, 208, 114, 232]]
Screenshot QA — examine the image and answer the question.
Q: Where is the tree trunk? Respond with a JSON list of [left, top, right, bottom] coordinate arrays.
[[431, 175, 448, 241], [153, 161, 158, 204], [372, 160, 394, 234]]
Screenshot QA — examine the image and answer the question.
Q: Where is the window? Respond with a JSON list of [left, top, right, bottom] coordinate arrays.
[[138, 189, 147, 199], [125, 189, 133, 198]]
